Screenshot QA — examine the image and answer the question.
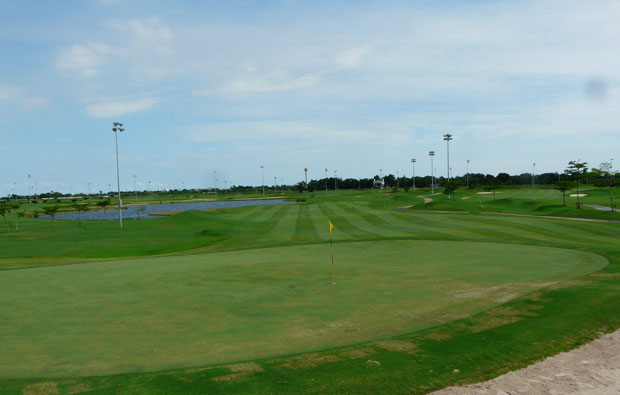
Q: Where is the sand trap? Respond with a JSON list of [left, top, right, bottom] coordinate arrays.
[[461, 197, 471, 200], [477, 192, 503, 195], [570, 193, 588, 197], [432, 328, 620, 395]]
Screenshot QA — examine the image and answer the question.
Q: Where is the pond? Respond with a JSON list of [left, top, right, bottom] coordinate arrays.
[[45, 199, 289, 220]]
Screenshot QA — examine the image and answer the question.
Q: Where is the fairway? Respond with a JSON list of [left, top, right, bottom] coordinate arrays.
[[1, 239, 607, 378]]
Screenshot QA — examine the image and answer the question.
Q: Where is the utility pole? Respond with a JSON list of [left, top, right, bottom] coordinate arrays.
[[133, 175, 138, 201]]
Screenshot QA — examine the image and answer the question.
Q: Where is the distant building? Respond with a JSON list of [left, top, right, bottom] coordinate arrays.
[[373, 178, 385, 189]]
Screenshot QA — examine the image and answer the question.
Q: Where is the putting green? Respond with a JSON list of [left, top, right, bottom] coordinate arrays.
[[0, 240, 607, 378]]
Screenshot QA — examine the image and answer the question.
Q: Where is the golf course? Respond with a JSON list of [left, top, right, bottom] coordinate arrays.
[[1, 186, 619, 394]]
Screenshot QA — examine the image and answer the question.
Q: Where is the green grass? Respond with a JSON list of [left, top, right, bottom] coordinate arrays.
[[1, 187, 620, 394], [1, 240, 605, 378]]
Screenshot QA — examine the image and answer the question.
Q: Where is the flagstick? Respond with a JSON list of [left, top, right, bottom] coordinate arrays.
[[330, 234, 335, 284]]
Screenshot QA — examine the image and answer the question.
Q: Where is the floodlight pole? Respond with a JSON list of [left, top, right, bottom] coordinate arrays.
[[133, 175, 137, 200], [532, 163, 536, 188], [260, 166, 265, 197], [443, 134, 453, 180], [28, 174, 31, 203], [334, 170, 338, 192], [411, 159, 416, 193], [325, 168, 328, 196], [466, 159, 470, 188], [429, 151, 435, 196], [112, 122, 124, 228]]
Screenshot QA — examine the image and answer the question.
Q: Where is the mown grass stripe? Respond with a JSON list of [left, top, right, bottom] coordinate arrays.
[[268, 204, 301, 238], [317, 202, 381, 240], [292, 204, 320, 243], [329, 203, 401, 237]]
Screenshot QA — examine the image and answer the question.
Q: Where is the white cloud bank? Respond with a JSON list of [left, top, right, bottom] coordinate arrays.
[[84, 97, 158, 118]]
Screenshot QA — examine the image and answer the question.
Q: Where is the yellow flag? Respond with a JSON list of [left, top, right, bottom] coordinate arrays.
[[328, 220, 334, 236]]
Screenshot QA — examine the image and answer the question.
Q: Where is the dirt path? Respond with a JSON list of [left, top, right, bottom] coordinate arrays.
[[432, 328, 620, 394]]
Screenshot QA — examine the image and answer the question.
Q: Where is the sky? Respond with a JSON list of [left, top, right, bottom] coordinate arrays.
[[1, 0, 619, 195]]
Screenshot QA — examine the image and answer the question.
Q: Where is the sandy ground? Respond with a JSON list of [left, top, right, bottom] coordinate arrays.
[[432, 328, 620, 395], [570, 193, 589, 197], [584, 204, 616, 212]]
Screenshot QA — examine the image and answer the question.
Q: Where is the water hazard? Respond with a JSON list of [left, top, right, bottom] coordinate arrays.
[[46, 199, 289, 220]]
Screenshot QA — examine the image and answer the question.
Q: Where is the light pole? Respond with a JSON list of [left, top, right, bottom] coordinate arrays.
[[411, 159, 416, 194], [260, 166, 265, 197], [429, 151, 435, 196], [148, 181, 152, 197], [133, 175, 138, 201], [396, 170, 400, 188], [334, 170, 338, 192], [466, 159, 470, 188], [274, 176, 277, 192], [443, 133, 453, 180], [325, 168, 328, 196], [28, 174, 31, 203], [87, 182, 91, 197], [112, 122, 124, 228], [532, 163, 536, 188]]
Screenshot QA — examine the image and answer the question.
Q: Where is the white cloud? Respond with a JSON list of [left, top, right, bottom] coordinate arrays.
[[195, 72, 320, 96], [335, 45, 372, 69], [84, 97, 158, 118], [0, 83, 21, 100], [109, 16, 172, 53], [20, 96, 50, 110], [54, 42, 111, 77]]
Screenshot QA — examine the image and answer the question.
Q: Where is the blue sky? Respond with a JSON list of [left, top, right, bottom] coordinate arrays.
[[1, 0, 619, 195]]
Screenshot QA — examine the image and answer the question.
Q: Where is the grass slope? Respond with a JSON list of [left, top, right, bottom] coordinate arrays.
[[1, 188, 620, 394]]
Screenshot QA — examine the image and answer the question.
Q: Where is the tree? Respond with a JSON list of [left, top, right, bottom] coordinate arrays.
[[484, 184, 503, 200], [0, 201, 12, 233], [553, 181, 575, 206], [496, 172, 511, 184], [11, 203, 20, 231], [72, 203, 90, 226], [443, 180, 462, 199], [592, 162, 618, 211], [137, 206, 146, 219], [42, 205, 60, 231], [96, 200, 111, 220], [564, 160, 588, 208]]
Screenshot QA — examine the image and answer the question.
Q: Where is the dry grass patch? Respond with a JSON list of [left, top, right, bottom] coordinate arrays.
[[340, 347, 376, 359], [424, 332, 453, 341], [22, 382, 59, 395], [211, 362, 263, 383], [373, 339, 418, 354], [469, 306, 542, 333], [279, 353, 342, 369]]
